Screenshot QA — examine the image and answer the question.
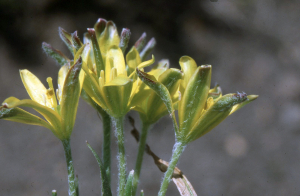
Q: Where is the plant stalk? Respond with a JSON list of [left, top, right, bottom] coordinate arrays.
[[112, 116, 126, 196], [158, 142, 186, 196], [62, 138, 77, 196], [100, 111, 111, 184], [132, 122, 151, 195]]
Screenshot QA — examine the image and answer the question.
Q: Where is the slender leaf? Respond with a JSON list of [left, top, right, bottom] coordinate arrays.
[[124, 170, 134, 196], [86, 142, 112, 196]]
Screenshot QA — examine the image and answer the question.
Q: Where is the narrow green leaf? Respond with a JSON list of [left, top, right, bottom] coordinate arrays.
[[75, 175, 79, 196], [86, 142, 112, 196], [42, 42, 70, 67], [124, 170, 134, 196]]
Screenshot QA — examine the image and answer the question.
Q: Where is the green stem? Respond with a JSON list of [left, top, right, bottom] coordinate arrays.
[[158, 142, 186, 196], [112, 116, 126, 196], [62, 139, 77, 196], [100, 111, 111, 184], [132, 122, 151, 195]]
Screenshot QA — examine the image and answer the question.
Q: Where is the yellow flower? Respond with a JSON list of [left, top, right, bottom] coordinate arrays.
[[43, 19, 156, 118], [178, 56, 258, 143], [0, 59, 84, 140], [80, 20, 155, 118], [137, 56, 258, 144], [133, 60, 182, 124]]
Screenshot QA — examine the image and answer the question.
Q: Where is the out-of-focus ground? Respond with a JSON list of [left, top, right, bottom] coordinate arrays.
[[0, 0, 300, 195]]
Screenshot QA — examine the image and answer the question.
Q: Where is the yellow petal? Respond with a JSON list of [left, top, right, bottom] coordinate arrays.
[[0, 106, 55, 132], [20, 69, 52, 107], [74, 44, 86, 62], [126, 47, 141, 76], [97, 21, 120, 59], [105, 46, 126, 83], [136, 68, 179, 134], [186, 93, 248, 143], [104, 75, 131, 86], [179, 56, 198, 93], [82, 67, 107, 110], [142, 68, 182, 124], [2, 97, 62, 134], [137, 55, 155, 69], [57, 65, 69, 103], [103, 77, 133, 117]]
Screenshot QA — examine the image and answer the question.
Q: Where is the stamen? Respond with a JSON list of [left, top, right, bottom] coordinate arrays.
[[110, 67, 117, 81], [100, 70, 105, 82], [47, 77, 54, 89], [56, 88, 60, 103], [46, 77, 58, 109], [92, 63, 97, 75], [99, 76, 105, 88]]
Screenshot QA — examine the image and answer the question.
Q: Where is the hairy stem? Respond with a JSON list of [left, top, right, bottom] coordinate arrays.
[[112, 116, 126, 196], [132, 122, 152, 195], [100, 111, 112, 184], [62, 139, 77, 196], [158, 142, 186, 196]]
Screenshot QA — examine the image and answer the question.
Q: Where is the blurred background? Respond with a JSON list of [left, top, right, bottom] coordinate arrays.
[[0, 0, 300, 195]]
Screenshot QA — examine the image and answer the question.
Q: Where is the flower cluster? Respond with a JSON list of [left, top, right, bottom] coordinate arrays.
[[0, 18, 258, 196]]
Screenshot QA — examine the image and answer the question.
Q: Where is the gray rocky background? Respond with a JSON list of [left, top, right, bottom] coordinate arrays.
[[0, 0, 299, 195]]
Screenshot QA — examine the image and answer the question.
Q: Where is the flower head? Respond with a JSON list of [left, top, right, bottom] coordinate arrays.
[[80, 19, 155, 118], [137, 56, 258, 144], [0, 59, 84, 140], [42, 19, 156, 118]]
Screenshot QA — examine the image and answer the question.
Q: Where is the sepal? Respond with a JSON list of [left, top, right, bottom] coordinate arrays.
[[0, 106, 54, 131], [42, 42, 70, 66], [60, 58, 83, 138], [185, 92, 248, 143], [178, 65, 211, 137], [134, 32, 147, 52]]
